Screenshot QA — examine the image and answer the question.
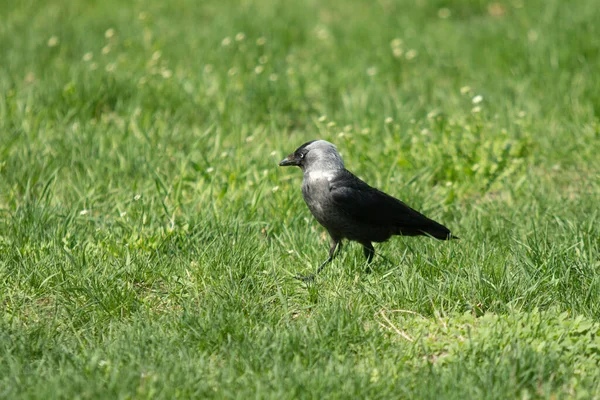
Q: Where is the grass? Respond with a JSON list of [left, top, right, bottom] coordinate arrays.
[[1, 0, 600, 398]]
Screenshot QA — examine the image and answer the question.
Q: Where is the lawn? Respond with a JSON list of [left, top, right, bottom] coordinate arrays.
[[1, 0, 600, 398]]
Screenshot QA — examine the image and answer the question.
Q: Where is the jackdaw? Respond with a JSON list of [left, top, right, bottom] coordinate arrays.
[[279, 140, 457, 278]]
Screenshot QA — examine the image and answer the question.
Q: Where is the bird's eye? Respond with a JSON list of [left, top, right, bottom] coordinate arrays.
[[299, 153, 305, 159]]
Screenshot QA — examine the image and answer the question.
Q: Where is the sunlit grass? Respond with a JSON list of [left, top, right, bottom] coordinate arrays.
[[1, 0, 600, 398]]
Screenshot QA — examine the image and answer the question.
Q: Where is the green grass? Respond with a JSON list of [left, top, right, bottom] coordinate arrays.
[[1, 0, 600, 398]]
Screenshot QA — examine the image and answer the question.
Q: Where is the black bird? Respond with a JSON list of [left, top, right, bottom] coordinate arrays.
[[279, 140, 457, 278]]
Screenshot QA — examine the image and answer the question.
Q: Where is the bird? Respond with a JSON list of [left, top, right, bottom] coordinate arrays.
[[279, 140, 457, 280]]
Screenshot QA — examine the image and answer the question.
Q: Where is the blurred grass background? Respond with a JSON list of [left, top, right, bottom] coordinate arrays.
[[1, 0, 600, 398]]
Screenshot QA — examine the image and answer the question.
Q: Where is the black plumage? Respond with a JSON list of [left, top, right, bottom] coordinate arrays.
[[279, 140, 457, 279]]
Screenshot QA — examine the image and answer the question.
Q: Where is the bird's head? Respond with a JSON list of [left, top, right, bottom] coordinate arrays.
[[279, 140, 345, 172]]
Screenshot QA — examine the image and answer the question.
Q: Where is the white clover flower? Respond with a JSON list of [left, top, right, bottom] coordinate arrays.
[[488, 3, 505, 16], [385, 117, 393, 124], [105, 63, 116, 72], [269, 73, 278, 82], [120, 211, 127, 217], [472, 95, 483, 104], [134, 194, 141, 201], [438, 8, 451, 18], [259, 55, 268, 64], [405, 49, 418, 60], [256, 37, 267, 46], [254, 65, 264, 74], [161, 69, 173, 79], [460, 86, 471, 95], [472, 106, 481, 113], [367, 67, 377, 76], [47, 36, 59, 47], [102, 45, 111, 55], [80, 209, 89, 215], [227, 67, 237, 76], [235, 32, 245, 41], [392, 48, 403, 57], [221, 37, 232, 46], [206, 167, 214, 173], [318, 115, 327, 122], [105, 28, 115, 39], [316, 27, 329, 40], [82, 52, 93, 62], [272, 186, 279, 192], [528, 30, 538, 42], [390, 38, 403, 48]]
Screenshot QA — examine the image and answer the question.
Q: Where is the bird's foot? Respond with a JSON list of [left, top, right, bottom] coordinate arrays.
[[294, 273, 316, 282]]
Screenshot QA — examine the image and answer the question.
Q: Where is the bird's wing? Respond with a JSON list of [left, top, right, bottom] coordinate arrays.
[[329, 170, 452, 239], [329, 171, 419, 225]]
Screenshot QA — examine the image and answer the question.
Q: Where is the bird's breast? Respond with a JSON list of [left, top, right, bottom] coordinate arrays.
[[301, 177, 337, 225]]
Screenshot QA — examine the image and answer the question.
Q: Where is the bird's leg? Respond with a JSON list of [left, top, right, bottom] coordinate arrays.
[[362, 242, 375, 274], [362, 242, 374, 263], [317, 239, 341, 274], [296, 238, 341, 281]]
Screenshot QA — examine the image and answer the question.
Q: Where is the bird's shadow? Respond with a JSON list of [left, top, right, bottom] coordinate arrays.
[[290, 245, 410, 283]]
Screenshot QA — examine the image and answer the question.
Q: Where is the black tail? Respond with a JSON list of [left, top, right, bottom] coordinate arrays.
[[388, 195, 458, 241]]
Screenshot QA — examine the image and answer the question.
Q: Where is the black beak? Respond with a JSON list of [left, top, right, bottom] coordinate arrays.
[[279, 155, 296, 167]]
